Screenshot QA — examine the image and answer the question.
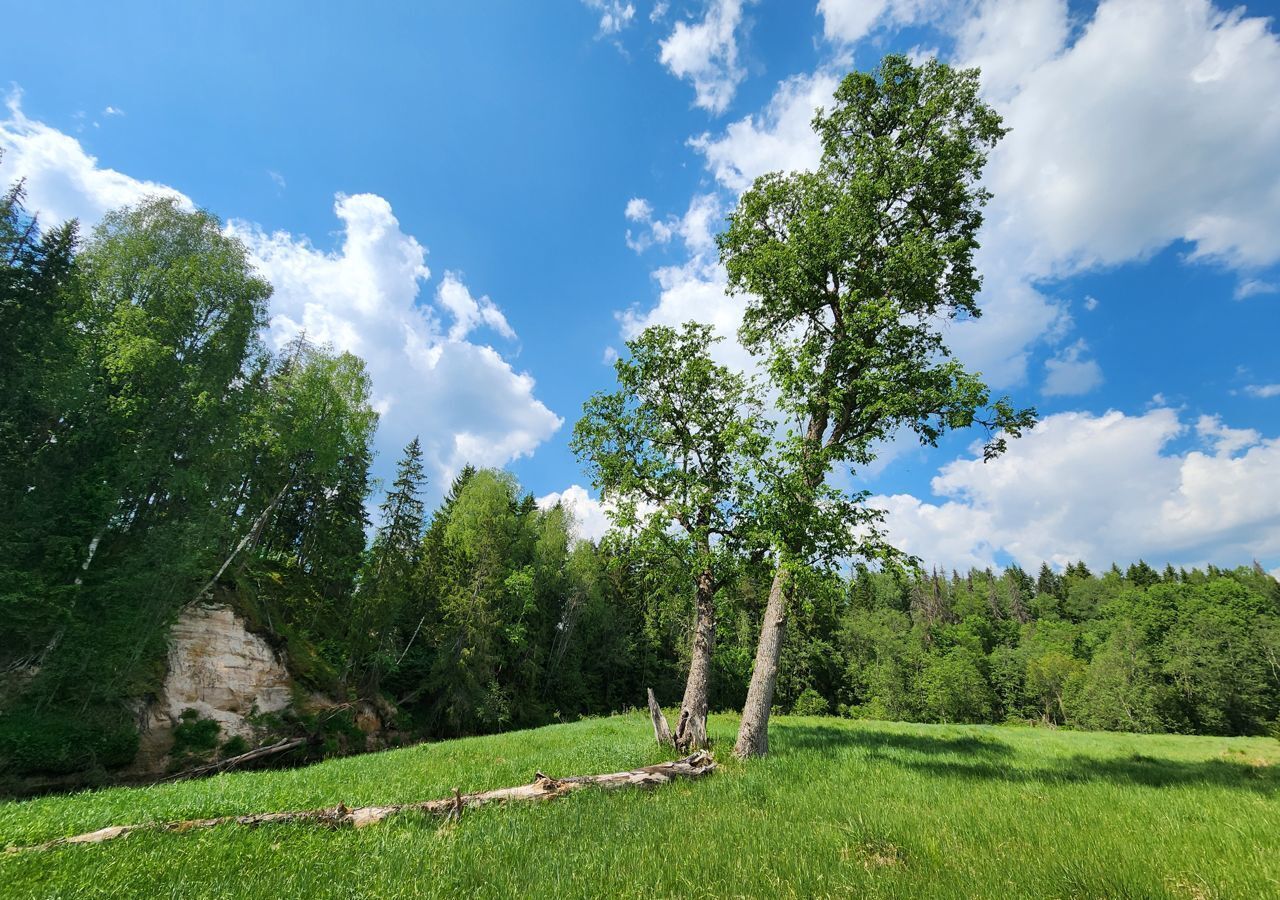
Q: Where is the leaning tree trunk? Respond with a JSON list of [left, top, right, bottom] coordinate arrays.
[[733, 567, 790, 759], [674, 569, 716, 751]]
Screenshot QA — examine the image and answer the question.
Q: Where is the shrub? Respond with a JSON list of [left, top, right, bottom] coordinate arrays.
[[0, 709, 139, 776], [792, 688, 830, 716], [171, 709, 221, 755]]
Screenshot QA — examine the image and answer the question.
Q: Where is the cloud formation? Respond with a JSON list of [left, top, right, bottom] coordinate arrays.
[[230, 196, 561, 486], [669, 0, 1280, 393], [536, 484, 612, 543], [817, 0, 947, 46], [1, 96, 561, 497], [0, 90, 190, 226], [581, 0, 637, 35], [1042, 339, 1104, 397], [974, 0, 1280, 276], [659, 0, 751, 114], [874, 408, 1280, 571]]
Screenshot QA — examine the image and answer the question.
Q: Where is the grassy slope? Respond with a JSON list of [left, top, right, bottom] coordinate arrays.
[[1, 714, 1277, 899]]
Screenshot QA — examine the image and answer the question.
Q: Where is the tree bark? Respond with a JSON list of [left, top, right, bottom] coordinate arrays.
[[734, 409, 827, 760], [647, 687, 674, 748], [733, 566, 790, 759], [674, 568, 716, 751]]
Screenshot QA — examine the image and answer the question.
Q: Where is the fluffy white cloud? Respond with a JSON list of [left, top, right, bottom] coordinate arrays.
[[817, 0, 947, 45], [436, 271, 516, 342], [1042, 339, 1103, 397], [618, 257, 751, 370], [874, 408, 1280, 571], [0, 91, 190, 226], [1194, 414, 1260, 456], [690, 69, 838, 192], [976, 0, 1280, 275], [230, 195, 561, 487], [659, 0, 751, 114], [1244, 383, 1280, 399], [616, 192, 753, 373], [624, 197, 652, 222], [952, 0, 1068, 103], [950, 0, 1280, 384], [2, 96, 562, 496], [536, 484, 613, 543], [581, 0, 636, 35], [623, 192, 723, 256]]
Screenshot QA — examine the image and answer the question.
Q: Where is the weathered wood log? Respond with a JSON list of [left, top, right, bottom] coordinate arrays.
[[7, 752, 716, 854], [166, 737, 309, 782], [647, 687, 674, 748]]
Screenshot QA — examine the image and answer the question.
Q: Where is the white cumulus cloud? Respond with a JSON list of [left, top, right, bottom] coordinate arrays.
[[0, 90, 190, 226], [690, 69, 838, 192], [1, 96, 562, 499], [659, 0, 752, 115], [975, 0, 1280, 275], [229, 195, 561, 488], [663, 0, 1280, 397], [874, 408, 1280, 571], [436, 270, 516, 342], [817, 0, 949, 45], [537, 485, 612, 543]]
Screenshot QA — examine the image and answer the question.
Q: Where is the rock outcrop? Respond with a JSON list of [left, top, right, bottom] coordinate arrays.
[[132, 602, 296, 773]]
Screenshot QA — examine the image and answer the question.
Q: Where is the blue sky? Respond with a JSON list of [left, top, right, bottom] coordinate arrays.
[[3, 0, 1279, 574]]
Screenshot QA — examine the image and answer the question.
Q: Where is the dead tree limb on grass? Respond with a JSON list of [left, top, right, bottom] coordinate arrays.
[[8, 752, 716, 854]]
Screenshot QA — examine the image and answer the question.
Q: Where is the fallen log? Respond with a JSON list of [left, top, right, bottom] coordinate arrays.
[[166, 737, 310, 782], [7, 752, 716, 854]]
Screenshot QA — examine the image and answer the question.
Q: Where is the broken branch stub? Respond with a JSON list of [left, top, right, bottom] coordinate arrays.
[[647, 687, 674, 748]]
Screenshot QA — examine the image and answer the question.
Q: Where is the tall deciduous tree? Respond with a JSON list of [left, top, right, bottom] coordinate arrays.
[[719, 56, 1035, 758], [572, 322, 769, 749]]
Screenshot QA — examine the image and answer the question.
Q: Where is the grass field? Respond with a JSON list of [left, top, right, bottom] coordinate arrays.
[[2, 713, 1277, 899]]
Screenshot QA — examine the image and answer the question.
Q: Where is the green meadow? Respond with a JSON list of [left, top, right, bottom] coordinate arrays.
[[2, 713, 1277, 899]]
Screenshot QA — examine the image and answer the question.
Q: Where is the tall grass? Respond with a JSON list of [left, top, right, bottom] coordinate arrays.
[[2, 713, 1277, 898]]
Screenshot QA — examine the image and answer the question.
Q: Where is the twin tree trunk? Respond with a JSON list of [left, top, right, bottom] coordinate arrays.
[[674, 569, 716, 751], [649, 569, 715, 752], [733, 567, 789, 758], [734, 415, 826, 759]]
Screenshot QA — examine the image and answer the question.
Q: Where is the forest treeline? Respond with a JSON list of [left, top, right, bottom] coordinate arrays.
[[3, 180, 1278, 787]]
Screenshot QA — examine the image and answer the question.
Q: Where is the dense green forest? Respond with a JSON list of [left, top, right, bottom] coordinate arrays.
[[2, 56, 1279, 788]]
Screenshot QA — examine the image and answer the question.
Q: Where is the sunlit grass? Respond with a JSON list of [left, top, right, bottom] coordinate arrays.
[[2, 713, 1277, 898]]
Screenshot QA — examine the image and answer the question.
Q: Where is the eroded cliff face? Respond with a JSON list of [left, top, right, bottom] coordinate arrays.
[[132, 603, 296, 772]]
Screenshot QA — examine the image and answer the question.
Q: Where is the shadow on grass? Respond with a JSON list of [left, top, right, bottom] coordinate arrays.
[[772, 723, 1279, 795], [775, 722, 1015, 759]]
